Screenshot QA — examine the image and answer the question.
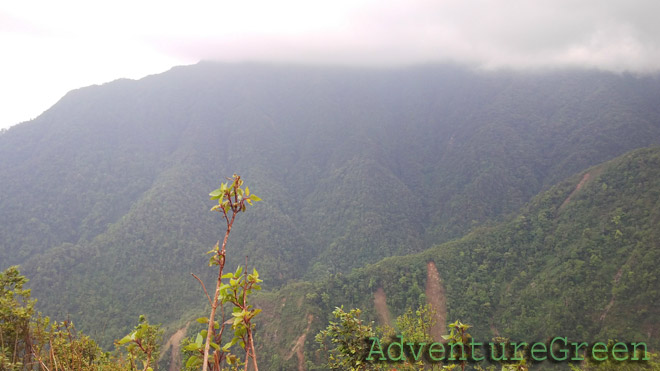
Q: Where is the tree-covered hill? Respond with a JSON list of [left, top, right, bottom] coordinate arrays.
[[257, 147, 660, 370], [1, 62, 659, 348]]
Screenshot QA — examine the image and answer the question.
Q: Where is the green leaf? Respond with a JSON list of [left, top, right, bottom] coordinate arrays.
[[183, 343, 200, 351], [117, 333, 133, 345], [195, 333, 203, 346], [223, 337, 239, 352], [209, 188, 223, 199], [186, 355, 199, 368], [196, 317, 208, 324], [249, 194, 262, 202]]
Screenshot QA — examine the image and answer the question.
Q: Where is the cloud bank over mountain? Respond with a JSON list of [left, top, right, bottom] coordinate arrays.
[[2, 0, 659, 129]]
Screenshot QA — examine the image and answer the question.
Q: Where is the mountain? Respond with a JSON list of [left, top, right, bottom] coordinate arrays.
[[1, 62, 659, 352], [256, 147, 660, 369]]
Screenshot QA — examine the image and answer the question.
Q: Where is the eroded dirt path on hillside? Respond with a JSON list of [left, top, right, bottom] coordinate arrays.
[[600, 263, 627, 322], [374, 287, 391, 326], [560, 167, 604, 210], [425, 261, 447, 340], [162, 321, 190, 371], [286, 314, 314, 371], [560, 172, 591, 209]]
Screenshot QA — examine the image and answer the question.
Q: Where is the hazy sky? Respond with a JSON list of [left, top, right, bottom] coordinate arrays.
[[2, 0, 660, 130]]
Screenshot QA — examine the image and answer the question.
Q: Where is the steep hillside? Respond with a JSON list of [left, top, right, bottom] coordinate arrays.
[[267, 147, 660, 370], [1, 63, 659, 346]]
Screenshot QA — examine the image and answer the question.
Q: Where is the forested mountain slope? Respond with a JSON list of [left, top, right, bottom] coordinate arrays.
[[256, 147, 660, 370], [1, 62, 659, 346]]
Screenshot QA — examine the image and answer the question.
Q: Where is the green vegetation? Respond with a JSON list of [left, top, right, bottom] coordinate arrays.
[[569, 342, 660, 370], [1, 265, 161, 370], [315, 308, 528, 370], [316, 309, 660, 371], [255, 147, 660, 369], [315, 304, 446, 370], [1, 63, 660, 369], [185, 175, 263, 371], [116, 315, 163, 371], [1, 175, 263, 370]]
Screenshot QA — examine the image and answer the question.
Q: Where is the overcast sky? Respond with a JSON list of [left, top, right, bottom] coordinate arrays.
[[2, 0, 660, 130]]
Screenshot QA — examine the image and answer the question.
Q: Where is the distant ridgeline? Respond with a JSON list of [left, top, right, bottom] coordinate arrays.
[[0, 63, 659, 367], [256, 147, 660, 370]]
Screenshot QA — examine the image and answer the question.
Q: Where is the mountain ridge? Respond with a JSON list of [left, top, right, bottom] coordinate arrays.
[[255, 146, 660, 369], [1, 62, 659, 351]]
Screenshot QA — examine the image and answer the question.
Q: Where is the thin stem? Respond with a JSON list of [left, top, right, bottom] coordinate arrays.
[[31, 349, 50, 371], [202, 211, 235, 371], [49, 338, 59, 371], [242, 256, 259, 371], [248, 329, 258, 371], [13, 331, 19, 364], [191, 273, 213, 306]]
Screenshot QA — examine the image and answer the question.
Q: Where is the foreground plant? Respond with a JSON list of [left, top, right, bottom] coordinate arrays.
[[1, 266, 148, 370], [316, 306, 377, 370], [187, 175, 262, 371], [116, 315, 163, 371]]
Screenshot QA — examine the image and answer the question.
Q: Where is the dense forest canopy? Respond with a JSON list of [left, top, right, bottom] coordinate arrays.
[[1, 62, 659, 369]]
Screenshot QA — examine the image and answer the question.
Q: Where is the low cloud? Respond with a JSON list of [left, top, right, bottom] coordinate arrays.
[[4, 0, 660, 72], [146, 0, 660, 72], [2, 0, 660, 129]]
